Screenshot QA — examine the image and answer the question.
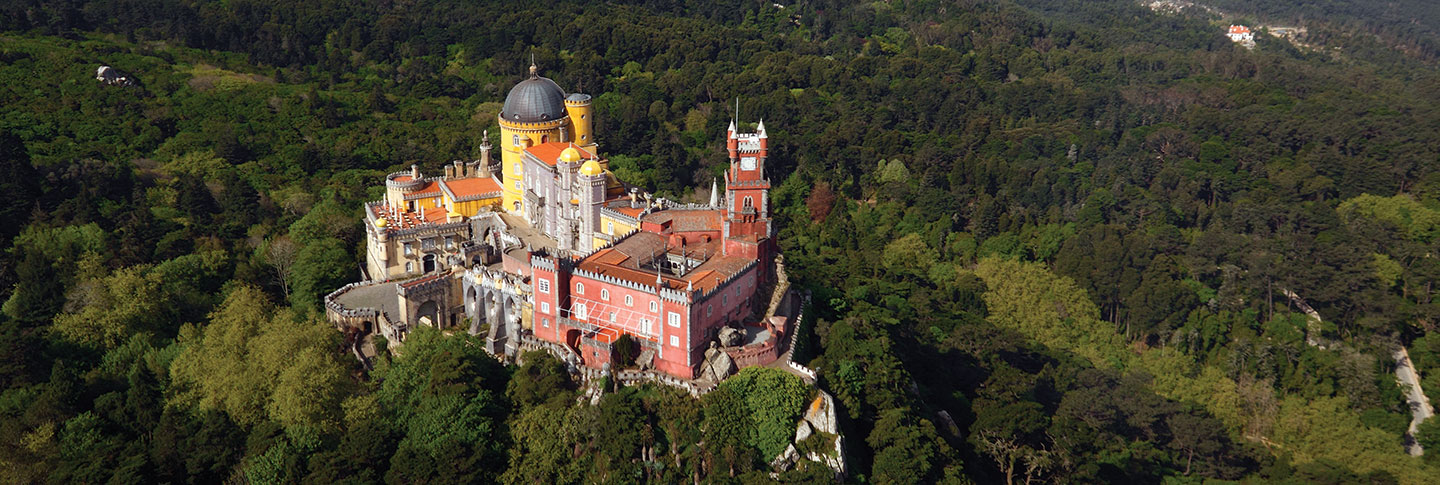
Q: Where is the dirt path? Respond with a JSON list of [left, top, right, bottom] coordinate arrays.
[[1394, 346, 1434, 456]]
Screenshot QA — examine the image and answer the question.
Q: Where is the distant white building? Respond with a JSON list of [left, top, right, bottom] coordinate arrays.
[[1227, 25, 1255, 48]]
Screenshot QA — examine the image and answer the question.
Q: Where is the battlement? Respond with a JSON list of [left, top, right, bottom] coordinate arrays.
[[385, 171, 426, 191]]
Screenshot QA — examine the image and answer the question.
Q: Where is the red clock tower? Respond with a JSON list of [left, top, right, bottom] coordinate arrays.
[[722, 119, 773, 261]]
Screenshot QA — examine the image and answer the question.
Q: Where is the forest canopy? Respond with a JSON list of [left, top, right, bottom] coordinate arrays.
[[4, 0, 1440, 482]]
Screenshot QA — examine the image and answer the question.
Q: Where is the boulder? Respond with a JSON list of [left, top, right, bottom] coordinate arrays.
[[719, 326, 745, 347], [803, 392, 838, 436], [794, 419, 813, 443]]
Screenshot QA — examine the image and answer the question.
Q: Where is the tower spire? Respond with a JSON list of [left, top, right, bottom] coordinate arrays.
[[528, 52, 538, 78], [710, 178, 719, 207]]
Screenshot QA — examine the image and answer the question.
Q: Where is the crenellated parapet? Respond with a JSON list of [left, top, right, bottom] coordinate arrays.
[[385, 171, 425, 191]]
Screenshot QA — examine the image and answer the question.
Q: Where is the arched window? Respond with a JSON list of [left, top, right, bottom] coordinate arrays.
[[600, 289, 609, 301], [650, 301, 658, 313], [743, 196, 753, 208], [513, 134, 520, 147], [541, 135, 548, 143], [625, 295, 633, 307], [576, 282, 584, 294], [405, 262, 413, 272]]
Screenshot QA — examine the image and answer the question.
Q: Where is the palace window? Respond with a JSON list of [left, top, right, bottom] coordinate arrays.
[[422, 238, 435, 249], [650, 301, 658, 313], [625, 295, 633, 307], [513, 134, 520, 147], [540, 302, 550, 314], [404, 242, 413, 256], [670, 335, 679, 347], [744, 196, 754, 208], [707, 305, 713, 317], [641, 318, 652, 334], [601, 289, 609, 301], [576, 282, 584, 294], [575, 303, 587, 320], [405, 262, 413, 272], [538, 279, 551, 294], [609, 312, 616, 323], [444, 236, 454, 249], [607, 222, 614, 234], [668, 311, 681, 328], [542, 318, 550, 328]]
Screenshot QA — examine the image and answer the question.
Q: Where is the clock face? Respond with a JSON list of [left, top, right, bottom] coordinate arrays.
[[740, 156, 757, 170]]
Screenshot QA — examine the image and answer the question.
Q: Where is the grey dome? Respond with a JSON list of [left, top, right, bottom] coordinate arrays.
[[502, 73, 567, 123]]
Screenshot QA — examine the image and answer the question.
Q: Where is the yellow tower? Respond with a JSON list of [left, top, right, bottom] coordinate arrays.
[[565, 93, 596, 155], [498, 64, 571, 215]]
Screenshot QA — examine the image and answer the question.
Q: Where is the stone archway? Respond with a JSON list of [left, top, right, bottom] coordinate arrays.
[[487, 291, 502, 326], [565, 329, 582, 354], [417, 300, 439, 328], [466, 286, 478, 316]]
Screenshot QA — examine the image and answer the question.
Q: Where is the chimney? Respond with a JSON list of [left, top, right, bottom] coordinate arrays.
[[411, 164, 421, 180]]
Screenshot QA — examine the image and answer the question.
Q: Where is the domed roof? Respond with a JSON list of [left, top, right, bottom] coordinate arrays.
[[501, 65, 567, 123], [579, 159, 604, 177], [559, 146, 583, 164]]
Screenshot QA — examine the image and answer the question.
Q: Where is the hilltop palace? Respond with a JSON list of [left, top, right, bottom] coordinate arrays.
[[325, 64, 802, 384]]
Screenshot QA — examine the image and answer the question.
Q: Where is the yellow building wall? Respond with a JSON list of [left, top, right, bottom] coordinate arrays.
[[600, 214, 639, 236], [448, 197, 501, 217], [498, 120, 568, 215], [412, 194, 444, 211]]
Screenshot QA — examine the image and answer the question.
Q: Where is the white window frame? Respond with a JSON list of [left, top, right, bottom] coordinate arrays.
[[540, 302, 550, 314], [668, 311, 681, 328], [575, 303, 587, 320], [601, 289, 609, 301], [625, 295, 633, 307], [609, 312, 616, 323], [642, 318, 652, 334], [670, 335, 679, 347], [650, 301, 658, 313], [538, 279, 551, 294], [576, 282, 584, 295], [513, 134, 520, 147], [542, 318, 550, 328]]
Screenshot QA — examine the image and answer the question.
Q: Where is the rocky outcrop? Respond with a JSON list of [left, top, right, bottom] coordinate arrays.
[[719, 326, 745, 347], [771, 390, 846, 479], [700, 343, 737, 382]]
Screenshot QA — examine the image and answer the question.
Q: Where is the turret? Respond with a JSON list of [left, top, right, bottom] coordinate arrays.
[[565, 93, 596, 153], [477, 129, 493, 177], [579, 158, 606, 252]]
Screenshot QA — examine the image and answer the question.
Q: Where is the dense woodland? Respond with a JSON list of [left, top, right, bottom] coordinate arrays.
[[5, 0, 1440, 483]]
